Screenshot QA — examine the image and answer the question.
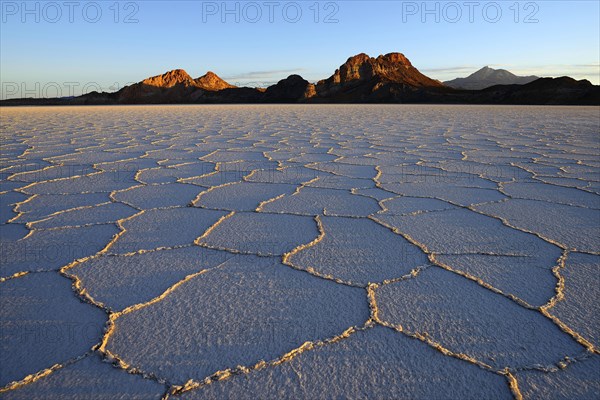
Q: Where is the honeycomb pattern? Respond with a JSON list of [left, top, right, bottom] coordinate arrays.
[[1, 105, 598, 399]]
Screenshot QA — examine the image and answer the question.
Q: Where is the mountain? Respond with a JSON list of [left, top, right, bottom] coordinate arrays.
[[2, 53, 598, 105], [444, 66, 539, 90], [118, 70, 237, 103], [264, 75, 316, 102], [471, 76, 600, 104], [139, 69, 195, 88], [314, 53, 446, 102], [321, 53, 443, 87], [194, 71, 236, 91]]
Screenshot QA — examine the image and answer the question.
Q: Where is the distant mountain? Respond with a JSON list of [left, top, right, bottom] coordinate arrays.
[[471, 76, 600, 104], [2, 54, 598, 105], [444, 66, 539, 90], [195, 71, 236, 91], [118, 70, 237, 103], [264, 75, 315, 102], [139, 69, 194, 88]]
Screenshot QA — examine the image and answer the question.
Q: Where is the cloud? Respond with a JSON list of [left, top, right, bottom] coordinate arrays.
[[504, 64, 599, 80], [223, 68, 313, 88], [421, 66, 478, 74], [223, 69, 306, 80]]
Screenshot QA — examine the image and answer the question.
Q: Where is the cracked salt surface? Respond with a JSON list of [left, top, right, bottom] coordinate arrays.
[[0, 105, 598, 399]]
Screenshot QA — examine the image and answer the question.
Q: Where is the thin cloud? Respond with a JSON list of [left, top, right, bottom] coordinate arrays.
[[504, 64, 599, 79], [224, 69, 306, 80], [421, 66, 478, 74]]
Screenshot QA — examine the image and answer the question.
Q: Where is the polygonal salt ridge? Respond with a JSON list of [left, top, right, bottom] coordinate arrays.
[[217, 160, 280, 174], [500, 181, 600, 209], [1, 224, 120, 278], [515, 355, 600, 400], [7, 162, 98, 184], [373, 204, 564, 307], [198, 211, 319, 257], [2, 105, 599, 399], [2, 171, 54, 191], [1, 160, 52, 175], [307, 161, 378, 179], [68, 246, 235, 312], [11, 193, 111, 224], [193, 181, 299, 212], [107, 207, 228, 255], [19, 171, 138, 195], [177, 325, 513, 400], [0, 144, 30, 160], [546, 252, 600, 349], [262, 149, 303, 162], [143, 147, 198, 160], [259, 186, 381, 217], [182, 170, 247, 187], [45, 151, 146, 166], [376, 196, 457, 216], [559, 163, 600, 178], [288, 153, 339, 164], [533, 175, 598, 193], [421, 159, 534, 184], [0, 273, 106, 388], [136, 162, 216, 184], [305, 175, 376, 191], [156, 158, 210, 167], [475, 198, 600, 253], [103, 255, 369, 387], [373, 267, 586, 370], [27, 202, 138, 230], [379, 181, 506, 206], [326, 147, 375, 158], [512, 161, 566, 178], [435, 253, 558, 308], [374, 206, 559, 256], [244, 165, 325, 185], [376, 164, 500, 188], [0, 191, 29, 223], [0, 352, 165, 399], [0, 222, 29, 245], [201, 149, 270, 163], [96, 157, 159, 173], [284, 216, 429, 287], [112, 183, 205, 209]]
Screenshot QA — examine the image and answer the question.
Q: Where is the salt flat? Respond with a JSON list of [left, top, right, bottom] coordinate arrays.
[[0, 105, 599, 399]]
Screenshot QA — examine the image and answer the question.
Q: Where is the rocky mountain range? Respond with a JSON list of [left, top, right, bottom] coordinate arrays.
[[444, 66, 539, 90], [2, 53, 598, 105]]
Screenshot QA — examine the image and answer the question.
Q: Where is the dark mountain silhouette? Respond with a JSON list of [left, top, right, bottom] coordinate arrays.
[[264, 75, 316, 102], [2, 53, 598, 105], [470, 77, 600, 104], [444, 66, 539, 90]]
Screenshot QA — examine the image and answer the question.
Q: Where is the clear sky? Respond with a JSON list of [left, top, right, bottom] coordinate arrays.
[[1, 0, 599, 98]]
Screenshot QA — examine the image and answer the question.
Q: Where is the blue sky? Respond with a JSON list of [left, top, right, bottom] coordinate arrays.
[[1, 0, 599, 98]]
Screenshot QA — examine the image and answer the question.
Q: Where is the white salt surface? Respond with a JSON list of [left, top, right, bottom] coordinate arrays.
[[0, 105, 598, 399]]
